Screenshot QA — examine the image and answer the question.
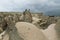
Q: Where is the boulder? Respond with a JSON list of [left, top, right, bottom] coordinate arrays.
[[20, 9, 32, 23], [15, 22, 48, 40], [55, 19, 60, 40], [41, 24, 58, 40]]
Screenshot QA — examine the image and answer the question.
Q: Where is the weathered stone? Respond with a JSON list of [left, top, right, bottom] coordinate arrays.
[[6, 22, 24, 40], [15, 22, 48, 40], [4, 15, 13, 25], [55, 19, 60, 40], [32, 17, 49, 29], [0, 16, 7, 33], [13, 14, 19, 23], [41, 24, 58, 40], [20, 9, 32, 23]]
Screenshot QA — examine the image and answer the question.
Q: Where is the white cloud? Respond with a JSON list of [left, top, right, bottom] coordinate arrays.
[[0, 0, 59, 12]]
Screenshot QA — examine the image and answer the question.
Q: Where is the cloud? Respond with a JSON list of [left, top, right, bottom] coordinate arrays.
[[0, 0, 60, 14]]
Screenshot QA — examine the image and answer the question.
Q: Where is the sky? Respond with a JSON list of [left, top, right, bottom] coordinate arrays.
[[0, 0, 60, 15]]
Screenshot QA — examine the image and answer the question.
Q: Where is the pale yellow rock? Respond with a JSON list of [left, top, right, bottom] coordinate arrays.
[[0, 31, 9, 40], [15, 22, 48, 40], [41, 24, 58, 40]]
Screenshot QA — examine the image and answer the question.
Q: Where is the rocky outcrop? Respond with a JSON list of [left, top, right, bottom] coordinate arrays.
[[55, 19, 60, 40], [41, 24, 58, 40], [20, 9, 32, 23], [15, 22, 48, 40]]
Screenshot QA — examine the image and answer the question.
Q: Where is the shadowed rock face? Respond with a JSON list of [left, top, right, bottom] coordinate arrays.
[[41, 24, 58, 40], [15, 22, 48, 40], [55, 19, 60, 40], [0, 16, 7, 33], [6, 22, 24, 40], [32, 17, 50, 30], [41, 22, 60, 40], [0, 22, 24, 40]]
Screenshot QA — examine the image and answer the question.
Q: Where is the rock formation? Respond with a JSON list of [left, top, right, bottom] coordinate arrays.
[[15, 22, 48, 40], [20, 9, 32, 23], [55, 19, 60, 40], [41, 24, 58, 40]]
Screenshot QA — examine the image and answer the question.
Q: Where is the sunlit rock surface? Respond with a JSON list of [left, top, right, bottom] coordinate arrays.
[[41, 24, 58, 40], [15, 22, 48, 40]]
